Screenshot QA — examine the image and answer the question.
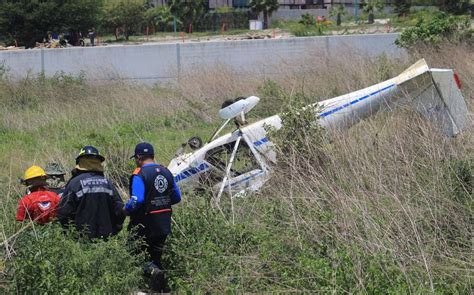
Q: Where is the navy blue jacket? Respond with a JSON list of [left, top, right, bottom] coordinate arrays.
[[126, 163, 181, 237], [57, 171, 125, 239]]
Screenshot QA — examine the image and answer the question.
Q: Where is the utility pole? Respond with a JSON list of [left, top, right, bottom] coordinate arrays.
[[173, 16, 177, 35], [354, 0, 359, 23]]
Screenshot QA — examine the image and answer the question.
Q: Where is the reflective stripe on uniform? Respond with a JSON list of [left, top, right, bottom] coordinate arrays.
[[147, 209, 172, 215], [76, 187, 114, 198]]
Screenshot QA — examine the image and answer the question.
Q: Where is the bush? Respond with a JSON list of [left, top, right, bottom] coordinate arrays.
[[395, 12, 472, 48], [7, 224, 145, 294], [299, 13, 316, 26], [290, 22, 326, 37], [440, 0, 471, 15]]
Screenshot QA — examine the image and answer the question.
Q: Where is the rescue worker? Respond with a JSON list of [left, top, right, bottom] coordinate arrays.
[[124, 142, 181, 292], [57, 146, 125, 239], [88, 28, 96, 46], [45, 162, 66, 196], [16, 165, 60, 224]]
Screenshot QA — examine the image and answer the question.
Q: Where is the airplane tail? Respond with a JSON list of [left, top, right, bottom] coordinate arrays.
[[396, 59, 470, 137]]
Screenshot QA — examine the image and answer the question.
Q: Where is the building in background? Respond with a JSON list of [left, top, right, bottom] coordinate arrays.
[[324, 0, 394, 9], [149, 0, 396, 10], [149, 0, 326, 9]]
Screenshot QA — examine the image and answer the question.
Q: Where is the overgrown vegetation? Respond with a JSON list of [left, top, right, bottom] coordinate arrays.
[[7, 225, 145, 293], [440, 0, 471, 15], [395, 12, 473, 48], [275, 17, 328, 37], [0, 44, 472, 292]]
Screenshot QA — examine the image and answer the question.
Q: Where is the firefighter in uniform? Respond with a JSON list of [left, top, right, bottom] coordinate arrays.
[[16, 165, 60, 224], [57, 146, 125, 239], [124, 142, 181, 292]]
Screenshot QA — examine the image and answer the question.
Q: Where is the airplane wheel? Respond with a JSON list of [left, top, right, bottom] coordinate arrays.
[[188, 136, 203, 150]]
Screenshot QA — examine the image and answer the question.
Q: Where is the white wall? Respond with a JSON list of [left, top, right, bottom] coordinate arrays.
[[0, 34, 404, 84]]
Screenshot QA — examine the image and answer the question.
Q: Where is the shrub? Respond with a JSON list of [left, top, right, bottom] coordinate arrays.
[[268, 92, 327, 159], [395, 12, 472, 48], [7, 224, 145, 294], [291, 22, 326, 37], [299, 13, 316, 26]]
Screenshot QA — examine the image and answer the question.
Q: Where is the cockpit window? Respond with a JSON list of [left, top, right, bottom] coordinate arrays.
[[205, 140, 260, 178]]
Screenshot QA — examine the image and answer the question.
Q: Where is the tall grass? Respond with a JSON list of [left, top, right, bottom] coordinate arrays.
[[0, 43, 472, 292]]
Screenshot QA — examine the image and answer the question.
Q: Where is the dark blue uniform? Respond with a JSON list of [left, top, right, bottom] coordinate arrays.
[[125, 163, 181, 270], [57, 171, 125, 239]]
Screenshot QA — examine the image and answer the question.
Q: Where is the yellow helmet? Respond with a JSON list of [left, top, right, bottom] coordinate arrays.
[[23, 165, 47, 181]]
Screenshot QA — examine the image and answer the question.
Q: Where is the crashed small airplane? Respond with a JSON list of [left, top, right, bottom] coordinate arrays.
[[168, 59, 470, 199]]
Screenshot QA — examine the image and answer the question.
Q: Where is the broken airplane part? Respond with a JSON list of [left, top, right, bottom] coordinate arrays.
[[168, 59, 470, 197]]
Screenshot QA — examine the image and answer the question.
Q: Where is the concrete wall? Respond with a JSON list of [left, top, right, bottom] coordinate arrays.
[[0, 34, 404, 84], [269, 9, 328, 23]]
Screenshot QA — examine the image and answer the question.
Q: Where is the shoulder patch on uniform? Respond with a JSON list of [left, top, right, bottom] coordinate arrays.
[[132, 168, 141, 175]]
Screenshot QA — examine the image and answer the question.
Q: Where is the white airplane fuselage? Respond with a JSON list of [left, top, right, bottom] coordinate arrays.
[[168, 59, 469, 194]]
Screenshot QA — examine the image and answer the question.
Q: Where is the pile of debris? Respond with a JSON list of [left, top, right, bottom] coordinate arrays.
[[0, 45, 19, 51], [226, 33, 274, 41], [35, 39, 68, 49]]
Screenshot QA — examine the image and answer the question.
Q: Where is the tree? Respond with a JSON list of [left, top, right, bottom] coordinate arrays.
[[393, 0, 411, 17], [329, 4, 347, 26], [439, 0, 470, 15], [248, 0, 279, 29], [168, 0, 208, 31], [0, 0, 102, 47], [145, 6, 176, 32], [103, 0, 146, 40], [363, 0, 384, 24]]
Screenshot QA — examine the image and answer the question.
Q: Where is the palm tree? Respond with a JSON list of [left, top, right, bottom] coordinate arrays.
[[363, 0, 384, 24], [248, 0, 279, 30], [146, 5, 176, 32], [329, 4, 347, 26]]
